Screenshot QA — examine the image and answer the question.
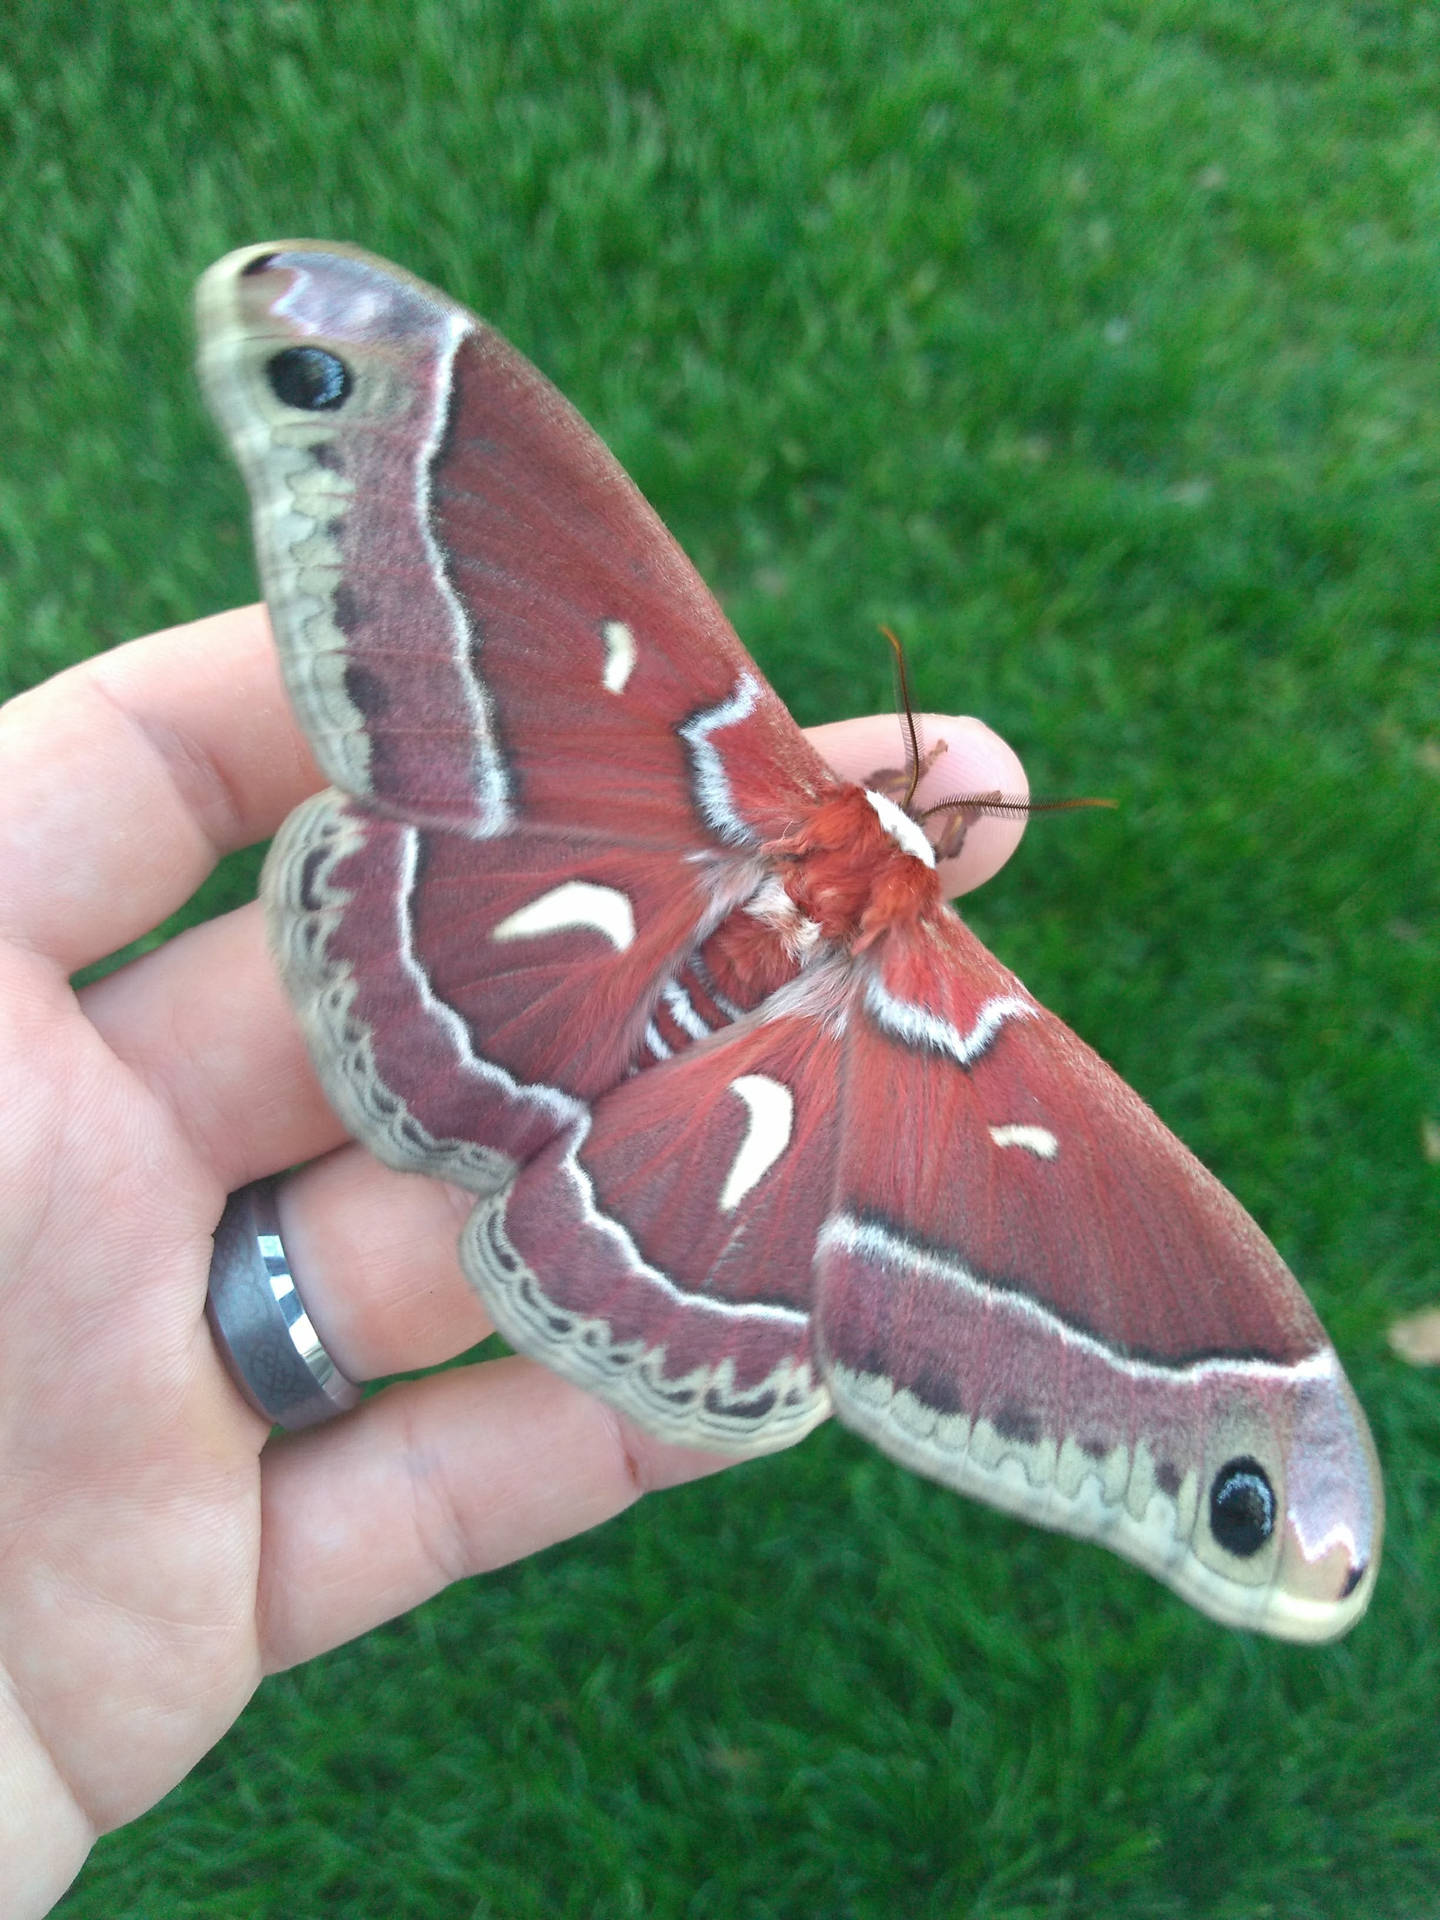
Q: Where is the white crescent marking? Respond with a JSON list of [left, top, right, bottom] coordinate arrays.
[[601, 619, 637, 693], [492, 881, 636, 951], [989, 1124, 1059, 1159], [720, 1074, 794, 1212], [392, 825, 581, 1124]]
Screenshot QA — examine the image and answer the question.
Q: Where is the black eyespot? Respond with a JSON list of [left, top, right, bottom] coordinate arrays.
[[1209, 1456, 1276, 1558], [266, 346, 351, 412]]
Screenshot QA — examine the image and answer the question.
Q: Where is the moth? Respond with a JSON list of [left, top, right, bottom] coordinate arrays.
[[198, 242, 1383, 1641]]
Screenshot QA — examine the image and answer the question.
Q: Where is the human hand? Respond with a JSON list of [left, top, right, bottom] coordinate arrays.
[[0, 603, 1027, 1916]]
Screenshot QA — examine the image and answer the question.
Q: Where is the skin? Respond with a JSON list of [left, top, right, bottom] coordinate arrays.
[[0, 604, 1027, 1916]]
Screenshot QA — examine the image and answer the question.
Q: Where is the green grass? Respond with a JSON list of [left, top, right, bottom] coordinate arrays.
[[4, 1, 1439, 1913]]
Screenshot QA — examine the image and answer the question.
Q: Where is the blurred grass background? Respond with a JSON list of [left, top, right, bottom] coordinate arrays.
[[3, 1, 1438, 1914]]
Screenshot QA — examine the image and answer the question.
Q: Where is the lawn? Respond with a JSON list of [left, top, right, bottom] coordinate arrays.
[[3, 2, 1437, 1915]]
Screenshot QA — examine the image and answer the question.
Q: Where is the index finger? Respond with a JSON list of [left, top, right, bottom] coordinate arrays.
[[0, 606, 315, 973]]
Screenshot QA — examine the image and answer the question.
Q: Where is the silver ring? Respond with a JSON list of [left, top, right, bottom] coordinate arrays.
[[207, 1178, 362, 1430]]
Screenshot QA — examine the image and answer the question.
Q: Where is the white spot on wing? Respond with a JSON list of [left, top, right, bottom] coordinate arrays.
[[720, 1074, 794, 1211], [864, 789, 936, 867], [989, 1124, 1059, 1159], [391, 826, 581, 1128], [601, 619, 636, 693], [493, 881, 636, 951], [504, 1113, 809, 1331]]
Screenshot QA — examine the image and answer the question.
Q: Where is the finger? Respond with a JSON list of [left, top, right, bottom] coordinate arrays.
[[0, 606, 314, 973], [80, 901, 346, 1191], [805, 712, 1028, 896], [272, 1149, 489, 1378], [257, 1357, 738, 1670]]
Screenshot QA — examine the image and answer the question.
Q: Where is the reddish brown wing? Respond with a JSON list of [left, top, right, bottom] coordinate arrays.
[[200, 242, 834, 846], [814, 915, 1382, 1640], [198, 242, 841, 1183]]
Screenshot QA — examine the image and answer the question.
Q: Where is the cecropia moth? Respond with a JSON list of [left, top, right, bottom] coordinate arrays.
[[197, 241, 1383, 1642]]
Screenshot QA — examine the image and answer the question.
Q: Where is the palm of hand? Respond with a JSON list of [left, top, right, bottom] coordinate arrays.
[[1, 939, 260, 1872]]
